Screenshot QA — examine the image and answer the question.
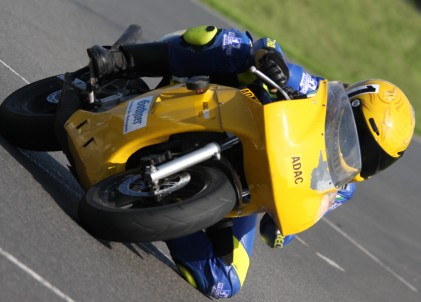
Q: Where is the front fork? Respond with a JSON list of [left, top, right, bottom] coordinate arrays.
[[143, 136, 243, 204], [144, 136, 239, 183]]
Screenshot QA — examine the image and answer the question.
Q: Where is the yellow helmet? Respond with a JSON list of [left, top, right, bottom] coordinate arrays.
[[346, 79, 415, 179]]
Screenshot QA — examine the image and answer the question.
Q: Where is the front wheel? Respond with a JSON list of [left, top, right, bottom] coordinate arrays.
[[78, 165, 236, 242]]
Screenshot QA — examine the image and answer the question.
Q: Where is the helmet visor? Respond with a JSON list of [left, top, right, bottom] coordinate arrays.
[[352, 105, 400, 179]]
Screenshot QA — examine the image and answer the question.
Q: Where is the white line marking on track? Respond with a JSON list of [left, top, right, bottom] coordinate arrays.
[[0, 58, 30, 84], [0, 247, 76, 302], [19, 150, 83, 198], [316, 252, 345, 272], [323, 217, 418, 293], [1, 60, 77, 301], [295, 235, 309, 247]]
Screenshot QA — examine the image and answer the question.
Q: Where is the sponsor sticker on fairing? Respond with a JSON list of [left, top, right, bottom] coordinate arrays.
[[123, 95, 153, 134]]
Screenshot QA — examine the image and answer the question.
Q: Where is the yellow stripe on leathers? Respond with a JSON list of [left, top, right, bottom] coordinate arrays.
[[232, 236, 250, 286]]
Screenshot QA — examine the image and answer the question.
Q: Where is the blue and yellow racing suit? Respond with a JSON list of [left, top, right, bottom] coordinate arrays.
[[160, 26, 355, 298], [166, 184, 355, 298], [165, 26, 322, 94]]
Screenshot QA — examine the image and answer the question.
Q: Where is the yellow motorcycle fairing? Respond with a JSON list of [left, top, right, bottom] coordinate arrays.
[[218, 81, 339, 235], [65, 84, 224, 189], [65, 80, 356, 236]]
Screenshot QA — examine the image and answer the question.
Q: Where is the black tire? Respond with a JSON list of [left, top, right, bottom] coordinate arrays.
[[0, 76, 62, 151], [78, 165, 236, 243]]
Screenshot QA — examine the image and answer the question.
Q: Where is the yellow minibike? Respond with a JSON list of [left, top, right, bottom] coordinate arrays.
[[0, 26, 362, 243]]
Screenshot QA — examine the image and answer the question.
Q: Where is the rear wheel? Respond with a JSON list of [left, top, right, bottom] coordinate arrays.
[[78, 165, 236, 242], [0, 25, 144, 151], [0, 76, 63, 150], [0, 73, 149, 151]]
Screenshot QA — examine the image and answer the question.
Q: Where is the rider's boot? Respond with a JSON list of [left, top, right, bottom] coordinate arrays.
[[87, 42, 169, 78]]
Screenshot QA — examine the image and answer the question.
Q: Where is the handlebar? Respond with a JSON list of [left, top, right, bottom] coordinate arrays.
[[87, 24, 143, 104], [249, 66, 291, 100]]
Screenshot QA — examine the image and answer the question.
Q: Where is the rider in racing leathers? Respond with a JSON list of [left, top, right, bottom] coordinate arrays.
[[86, 25, 415, 298]]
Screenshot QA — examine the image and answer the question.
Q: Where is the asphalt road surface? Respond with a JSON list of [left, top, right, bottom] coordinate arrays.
[[0, 1, 420, 301]]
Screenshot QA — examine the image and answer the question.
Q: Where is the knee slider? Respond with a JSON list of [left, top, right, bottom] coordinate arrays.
[[176, 264, 198, 289], [182, 25, 219, 46]]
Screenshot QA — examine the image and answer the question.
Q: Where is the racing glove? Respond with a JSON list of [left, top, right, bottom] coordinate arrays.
[[255, 47, 290, 89], [87, 45, 128, 79]]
